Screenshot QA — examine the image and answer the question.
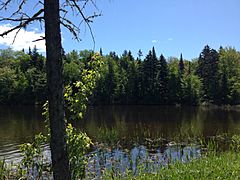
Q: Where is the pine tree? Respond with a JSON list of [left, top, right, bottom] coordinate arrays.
[[137, 49, 143, 60], [178, 53, 185, 103], [100, 48, 103, 56], [156, 54, 169, 104], [179, 53, 184, 76], [197, 45, 219, 103], [28, 47, 32, 56], [142, 47, 158, 103], [30, 45, 44, 71], [220, 72, 228, 104]]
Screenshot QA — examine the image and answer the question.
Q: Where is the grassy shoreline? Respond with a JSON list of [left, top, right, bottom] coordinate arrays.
[[102, 151, 240, 179], [1, 134, 240, 179]]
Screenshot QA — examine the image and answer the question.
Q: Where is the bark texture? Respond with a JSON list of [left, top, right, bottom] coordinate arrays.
[[44, 0, 71, 179]]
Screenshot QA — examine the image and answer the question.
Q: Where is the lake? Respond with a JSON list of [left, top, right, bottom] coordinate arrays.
[[1, 105, 240, 175], [81, 105, 240, 141], [0, 106, 45, 164]]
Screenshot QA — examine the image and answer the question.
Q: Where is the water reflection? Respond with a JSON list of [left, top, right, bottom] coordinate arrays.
[[81, 105, 240, 141], [1, 105, 240, 165], [0, 106, 44, 161], [86, 144, 201, 178]]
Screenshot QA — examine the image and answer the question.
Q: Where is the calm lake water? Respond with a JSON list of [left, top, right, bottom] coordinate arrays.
[[0, 106, 45, 161], [81, 106, 240, 140], [1, 105, 240, 172]]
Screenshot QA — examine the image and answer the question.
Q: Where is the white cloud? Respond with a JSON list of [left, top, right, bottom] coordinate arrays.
[[0, 24, 45, 52], [152, 40, 158, 43], [168, 38, 173, 41]]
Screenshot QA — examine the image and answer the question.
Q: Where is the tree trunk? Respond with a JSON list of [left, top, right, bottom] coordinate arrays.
[[44, 0, 71, 179]]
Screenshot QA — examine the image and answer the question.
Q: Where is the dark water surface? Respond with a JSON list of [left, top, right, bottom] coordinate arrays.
[[81, 105, 240, 140], [1, 105, 240, 166], [0, 106, 45, 162]]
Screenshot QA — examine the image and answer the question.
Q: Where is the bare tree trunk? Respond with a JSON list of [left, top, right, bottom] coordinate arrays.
[[44, 0, 71, 179]]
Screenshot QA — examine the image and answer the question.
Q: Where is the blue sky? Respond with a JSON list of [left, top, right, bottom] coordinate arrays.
[[0, 0, 239, 60]]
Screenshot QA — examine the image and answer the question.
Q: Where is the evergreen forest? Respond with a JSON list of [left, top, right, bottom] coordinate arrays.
[[1, 45, 240, 106]]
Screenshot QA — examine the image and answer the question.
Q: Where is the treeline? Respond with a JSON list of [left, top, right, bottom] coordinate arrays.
[[0, 47, 47, 104], [92, 46, 240, 105], [0, 45, 240, 105]]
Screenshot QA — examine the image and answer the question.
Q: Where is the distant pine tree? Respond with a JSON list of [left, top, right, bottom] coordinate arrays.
[[197, 45, 219, 103], [156, 54, 169, 104], [137, 49, 143, 60], [142, 47, 159, 103], [179, 53, 184, 76], [28, 47, 32, 55]]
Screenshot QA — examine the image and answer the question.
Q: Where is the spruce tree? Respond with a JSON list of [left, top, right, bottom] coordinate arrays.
[[197, 45, 219, 104], [100, 48, 103, 56], [179, 53, 184, 76], [142, 47, 158, 103], [137, 49, 143, 60], [156, 54, 169, 104], [178, 53, 185, 104]]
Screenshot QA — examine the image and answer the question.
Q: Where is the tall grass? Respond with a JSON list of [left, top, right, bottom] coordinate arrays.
[[101, 151, 240, 179], [1, 134, 240, 179], [99, 134, 240, 179]]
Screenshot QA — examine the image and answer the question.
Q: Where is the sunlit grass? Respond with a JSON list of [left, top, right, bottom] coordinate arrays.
[[95, 134, 240, 179], [101, 151, 240, 179]]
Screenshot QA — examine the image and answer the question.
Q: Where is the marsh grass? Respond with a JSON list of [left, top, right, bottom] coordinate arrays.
[[107, 152, 240, 180], [0, 160, 7, 179], [91, 134, 240, 179], [111, 151, 240, 179], [1, 134, 240, 179]]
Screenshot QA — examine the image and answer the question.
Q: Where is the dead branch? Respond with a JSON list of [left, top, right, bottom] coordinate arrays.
[[11, 0, 27, 17], [0, 7, 44, 44], [0, 9, 44, 37], [0, 0, 11, 11], [0, 0, 101, 49], [32, 36, 45, 42], [61, 0, 101, 49]]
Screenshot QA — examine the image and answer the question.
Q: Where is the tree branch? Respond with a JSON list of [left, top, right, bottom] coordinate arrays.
[[0, 0, 11, 11], [0, 9, 44, 37], [32, 36, 45, 42], [0, 0, 101, 49], [11, 0, 27, 17], [61, 0, 101, 49]]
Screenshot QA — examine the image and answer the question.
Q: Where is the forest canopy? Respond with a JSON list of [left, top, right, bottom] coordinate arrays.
[[0, 45, 240, 106]]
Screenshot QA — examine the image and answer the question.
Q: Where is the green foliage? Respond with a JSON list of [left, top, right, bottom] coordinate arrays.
[[64, 52, 103, 119], [142, 48, 159, 103], [91, 48, 200, 105], [197, 45, 220, 104], [156, 54, 169, 104], [13, 121, 92, 179], [63, 60, 81, 84], [0, 66, 16, 103], [179, 53, 184, 76], [218, 47, 240, 104], [0, 46, 240, 106], [0, 47, 46, 105], [2, 133, 240, 179], [13, 51, 103, 179], [0, 48, 16, 67], [231, 135, 240, 152], [101, 135, 240, 180], [0, 160, 8, 180], [66, 124, 93, 179], [131, 152, 240, 180], [17, 133, 48, 179], [182, 73, 201, 105], [97, 126, 120, 144]]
